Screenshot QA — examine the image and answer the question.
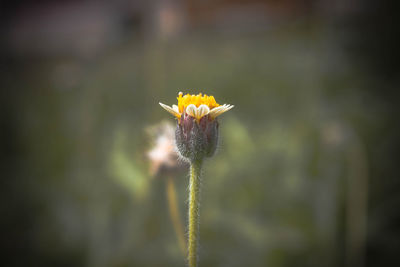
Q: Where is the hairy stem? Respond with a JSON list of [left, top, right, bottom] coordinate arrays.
[[188, 160, 202, 267]]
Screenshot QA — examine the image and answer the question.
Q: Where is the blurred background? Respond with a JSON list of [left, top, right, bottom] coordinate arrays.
[[1, 0, 399, 266]]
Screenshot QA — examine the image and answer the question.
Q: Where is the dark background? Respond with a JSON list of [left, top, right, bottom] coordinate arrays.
[[1, 0, 399, 266]]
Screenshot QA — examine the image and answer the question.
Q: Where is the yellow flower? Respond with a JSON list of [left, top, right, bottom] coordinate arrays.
[[159, 92, 234, 122]]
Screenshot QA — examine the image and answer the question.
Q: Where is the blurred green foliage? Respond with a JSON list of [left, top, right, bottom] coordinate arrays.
[[6, 23, 386, 267]]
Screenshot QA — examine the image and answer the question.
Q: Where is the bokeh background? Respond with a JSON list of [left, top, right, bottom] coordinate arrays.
[[1, 0, 399, 266]]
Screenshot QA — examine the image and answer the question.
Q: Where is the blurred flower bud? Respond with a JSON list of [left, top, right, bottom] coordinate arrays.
[[146, 121, 184, 177]]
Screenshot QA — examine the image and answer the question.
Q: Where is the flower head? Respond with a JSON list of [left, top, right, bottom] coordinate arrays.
[[159, 92, 234, 123], [146, 121, 185, 177], [159, 92, 233, 162]]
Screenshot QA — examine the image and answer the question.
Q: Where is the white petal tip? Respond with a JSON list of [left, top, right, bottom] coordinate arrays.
[[160, 102, 181, 117], [209, 104, 234, 118]]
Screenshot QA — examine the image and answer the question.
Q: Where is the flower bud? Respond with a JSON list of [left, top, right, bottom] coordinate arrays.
[[175, 113, 219, 162], [146, 121, 186, 177]]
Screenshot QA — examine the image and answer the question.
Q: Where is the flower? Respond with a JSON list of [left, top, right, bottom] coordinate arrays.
[[159, 92, 234, 162], [146, 121, 183, 177], [159, 92, 233, 123]]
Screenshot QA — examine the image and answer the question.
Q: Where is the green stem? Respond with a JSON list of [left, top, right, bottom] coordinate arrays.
[[188, 160, 202, 267], [166, 175, 186, 256]]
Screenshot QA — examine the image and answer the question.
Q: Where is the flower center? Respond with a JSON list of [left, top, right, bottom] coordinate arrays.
[[177, 92, 220, 114]]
